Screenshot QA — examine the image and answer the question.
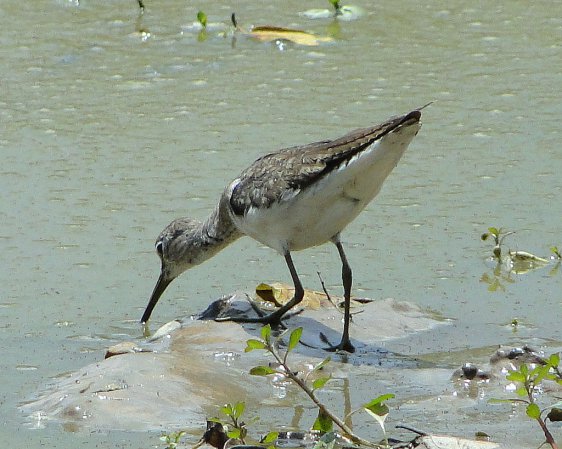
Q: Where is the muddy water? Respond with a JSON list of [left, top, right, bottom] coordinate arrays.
[[1, 0, 561, 447]]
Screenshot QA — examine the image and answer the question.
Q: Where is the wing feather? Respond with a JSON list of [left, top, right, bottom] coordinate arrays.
[[229, 110, 421, 215]]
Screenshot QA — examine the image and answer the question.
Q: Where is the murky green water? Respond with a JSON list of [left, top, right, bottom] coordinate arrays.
[[1, 0, 561, 447]]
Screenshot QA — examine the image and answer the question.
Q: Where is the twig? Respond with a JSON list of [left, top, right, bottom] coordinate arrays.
[[536, 416, 558, 449], [316, 272, 342, 314], [525, 387, 559, 449], [268, 342, 381, 448]]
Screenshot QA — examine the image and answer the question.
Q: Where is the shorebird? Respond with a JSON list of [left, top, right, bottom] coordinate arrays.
[[141, 108, 424, 352]]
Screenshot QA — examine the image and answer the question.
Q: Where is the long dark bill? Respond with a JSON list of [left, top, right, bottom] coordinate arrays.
[[141, 270, 173, 323]]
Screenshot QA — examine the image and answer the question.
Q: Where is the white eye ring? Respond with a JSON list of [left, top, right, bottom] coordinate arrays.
[[155, 241, 164, 258]]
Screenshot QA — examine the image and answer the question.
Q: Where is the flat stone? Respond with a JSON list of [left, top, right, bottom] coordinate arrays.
[[21, 294, 445, 432]]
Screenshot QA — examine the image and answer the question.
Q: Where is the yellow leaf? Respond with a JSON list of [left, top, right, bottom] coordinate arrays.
[[255, 282, 328, 309], [248, 26, 333, 46]]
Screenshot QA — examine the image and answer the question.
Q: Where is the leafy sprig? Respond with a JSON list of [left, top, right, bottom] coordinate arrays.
[[246, 325, 394, 448], [491, 352, 562, 449]]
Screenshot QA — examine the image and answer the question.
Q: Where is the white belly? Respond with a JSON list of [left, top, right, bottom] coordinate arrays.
[[229, 121, 419, 254]]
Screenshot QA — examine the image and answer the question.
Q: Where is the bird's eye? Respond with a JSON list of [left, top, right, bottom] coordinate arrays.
[[155, 241, 164, 258]]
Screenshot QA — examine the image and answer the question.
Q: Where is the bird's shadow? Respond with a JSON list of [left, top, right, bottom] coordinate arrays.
[[192, 294, 439, 368]]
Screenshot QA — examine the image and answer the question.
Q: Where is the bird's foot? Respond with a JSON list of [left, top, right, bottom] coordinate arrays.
[[320, 332, 356, 353], [215, 311, 284, 327], [327, 340, 356, 353], [214, 296, 303, 328]]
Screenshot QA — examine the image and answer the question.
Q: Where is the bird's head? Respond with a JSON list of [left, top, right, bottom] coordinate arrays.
[[141, 217, 207, 323]]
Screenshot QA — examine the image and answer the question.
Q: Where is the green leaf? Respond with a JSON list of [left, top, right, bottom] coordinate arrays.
[[233, 402, 245, 419], [363, 393, 394, 431], [363, 393, 395, 413], [249, 365, 276, 376], [533, 365, 551, 384], [364, 406, 390, 433], [196, 11, 207, 27], [481, 233, 490, 241], [328, 0, 341, 12], [312, 410, 333, 433], [227, 428, 241, 439], [364, 402, 389, 417], [526, 403, 541, 419], [527, 367, 541, 381], [261, 431, 279, 444], [515, 386, 528, 397], [245, 339, 267, 352], [313, 356, 331, 372], [288, 327, 303, 352], [506, 370, 527, 383], [488, 227, 498, 236], [312, 376, 331, 391], [221, 404, 233, 417], [548, 352, 560, 367], [261, 324, 272, 344]]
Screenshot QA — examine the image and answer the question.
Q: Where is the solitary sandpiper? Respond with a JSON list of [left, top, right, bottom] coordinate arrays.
[[141, 108, 424, 352]]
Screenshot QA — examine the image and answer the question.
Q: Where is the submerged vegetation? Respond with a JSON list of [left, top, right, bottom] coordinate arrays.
[[135, 0, 359, 46], [481, 227, 514, 261], [480, 226, 560, 290], [481, 226, 558, 269]]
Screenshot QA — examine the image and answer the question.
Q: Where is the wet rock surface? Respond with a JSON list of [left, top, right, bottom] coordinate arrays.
[[21, 295, 444, 432], [20, 294, 561, 448]]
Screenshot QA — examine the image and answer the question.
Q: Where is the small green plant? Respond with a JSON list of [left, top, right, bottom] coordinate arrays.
[[551, 246, 561, 259], [197, 10, 208, 28], [160, 430, 186, 449], [261, 430, 279, 449], [246, 325, 394, 448], [491, 353, 562, 449], [481, 227, 514, 260], [206, 401, 278, 449], [195, 10, 209, 42], [216, 402, 248, 442], [328, 0, 342, 15]]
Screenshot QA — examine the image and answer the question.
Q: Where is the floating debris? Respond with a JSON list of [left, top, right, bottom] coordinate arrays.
[[246, 26, 334, 46], [300, 5, 364, 21]]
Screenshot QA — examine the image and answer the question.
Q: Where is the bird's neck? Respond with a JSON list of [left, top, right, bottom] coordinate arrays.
[[197, 193, 241, 258]]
